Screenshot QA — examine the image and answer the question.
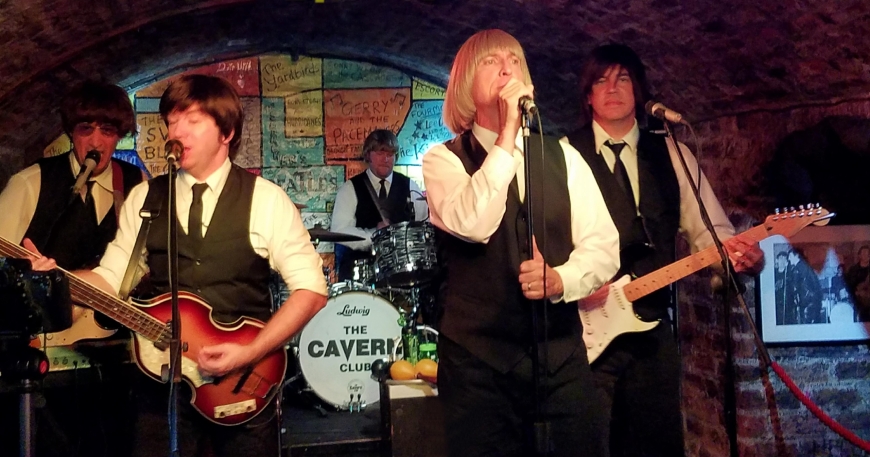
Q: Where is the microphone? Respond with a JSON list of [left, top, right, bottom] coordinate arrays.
[[645, 100, 687, 125], [72, 150, 101, 195], [519, 96, 538, 115], [164, 139, 184, 164]]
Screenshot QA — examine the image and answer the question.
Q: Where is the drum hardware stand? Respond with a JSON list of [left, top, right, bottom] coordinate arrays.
[[346, 394, 365, 412]]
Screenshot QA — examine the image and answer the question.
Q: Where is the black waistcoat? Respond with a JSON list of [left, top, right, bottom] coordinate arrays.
[[145, 166, 272, 323], [436, 131, 580, 374], [350, 171, 412, 228], [566, 125, 681, 318], [336, 171, 413, 280], [24, 151, 142, 270]]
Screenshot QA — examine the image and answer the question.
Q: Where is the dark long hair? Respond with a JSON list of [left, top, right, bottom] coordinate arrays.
[[578, 44, 652, 125]]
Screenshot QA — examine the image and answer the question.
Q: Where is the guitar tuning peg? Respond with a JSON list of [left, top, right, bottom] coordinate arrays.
[[774, 207, 781, 215], [789, 206, 796, 212], [799, 204, 805, 211]]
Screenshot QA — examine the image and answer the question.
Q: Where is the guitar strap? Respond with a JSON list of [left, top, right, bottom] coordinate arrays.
[[119, 181, 164, 300]]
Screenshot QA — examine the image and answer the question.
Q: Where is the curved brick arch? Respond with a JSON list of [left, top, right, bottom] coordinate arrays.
[[4, 0, 870, 161]]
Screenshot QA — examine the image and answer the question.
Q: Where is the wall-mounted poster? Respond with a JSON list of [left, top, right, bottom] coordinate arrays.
[[758, 224, 870, 344]]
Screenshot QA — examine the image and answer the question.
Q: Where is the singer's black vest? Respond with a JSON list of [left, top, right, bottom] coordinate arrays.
[[566, 125, 681, 319], [435, 131, 581, 374], [24, 151, 142, 270], [336, 171, 412, 280], [144, 166, 272, 323]]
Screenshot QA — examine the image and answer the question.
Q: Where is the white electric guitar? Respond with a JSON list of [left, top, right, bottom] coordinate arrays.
[[0, 236, 118, 347], [579, 206, 833, 363]]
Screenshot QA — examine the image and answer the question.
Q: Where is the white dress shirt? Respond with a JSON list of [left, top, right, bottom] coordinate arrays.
[[329, 168, 428, 251], [423, 123, 619, 303], [93, 158, 327, 296], [0, 153, 118, 243], [586, 119, 735, 252]]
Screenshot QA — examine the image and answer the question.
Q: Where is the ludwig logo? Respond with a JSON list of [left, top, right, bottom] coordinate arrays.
[[337, 304, 370, 317]]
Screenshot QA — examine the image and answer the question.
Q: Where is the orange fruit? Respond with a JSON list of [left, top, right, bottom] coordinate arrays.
[[389, 359, 416, 381], [415, 358, 438, 383]]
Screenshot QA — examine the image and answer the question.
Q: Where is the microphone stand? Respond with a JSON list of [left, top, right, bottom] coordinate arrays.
[[661, 120, 739, 457], [522, 109, 550, 456], [164, 153, 182, 457]]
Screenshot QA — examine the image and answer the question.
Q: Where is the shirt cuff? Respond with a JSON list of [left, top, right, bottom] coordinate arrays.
[[552, 263, 586, 303]]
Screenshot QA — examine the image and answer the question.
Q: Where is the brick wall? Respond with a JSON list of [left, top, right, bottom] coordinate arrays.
[[680, 100, 870, 456]]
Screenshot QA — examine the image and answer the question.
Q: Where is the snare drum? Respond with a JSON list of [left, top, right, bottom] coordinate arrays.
[[372, 221, 437, 288], [297, 282, 400, 410]]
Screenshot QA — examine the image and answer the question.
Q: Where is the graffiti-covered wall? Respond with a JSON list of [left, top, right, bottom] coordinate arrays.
[[44, 54, 452, 270]]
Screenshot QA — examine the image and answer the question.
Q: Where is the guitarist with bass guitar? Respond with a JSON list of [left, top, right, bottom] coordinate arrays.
[[564, 44, 764, 457], [29, 75, 328, 457], [0, 81, 145, 457]]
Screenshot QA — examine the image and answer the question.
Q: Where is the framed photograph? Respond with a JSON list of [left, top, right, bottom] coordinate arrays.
[[758, 224, 870, 344]]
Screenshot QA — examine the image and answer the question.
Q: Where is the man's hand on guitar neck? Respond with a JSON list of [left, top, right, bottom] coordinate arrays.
[[22, 238, 57, 271], [724, 234, 765, 275]]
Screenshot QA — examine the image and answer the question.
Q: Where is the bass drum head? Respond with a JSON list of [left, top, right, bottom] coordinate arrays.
[[298, 290, 400, 409]]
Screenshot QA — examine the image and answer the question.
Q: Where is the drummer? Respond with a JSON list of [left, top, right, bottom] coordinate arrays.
[[330, 129, 428, 282]]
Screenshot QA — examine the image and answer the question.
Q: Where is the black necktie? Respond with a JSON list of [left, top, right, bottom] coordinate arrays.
[[190, 183, 208, 240], [84, 180, 95, 204], [378, 179, 387, 200], [605, 141, 635, 208]]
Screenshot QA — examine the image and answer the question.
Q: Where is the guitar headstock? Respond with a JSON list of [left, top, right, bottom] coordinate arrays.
[[763, 204, 833, 238]]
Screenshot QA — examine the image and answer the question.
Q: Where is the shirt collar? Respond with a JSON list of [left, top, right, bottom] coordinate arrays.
[[179, 157, 232, 196], [366, 168, 393, 185], [471, 123, 524, 154], [591, 119, 641, 155], [68, 151, 114, 193]]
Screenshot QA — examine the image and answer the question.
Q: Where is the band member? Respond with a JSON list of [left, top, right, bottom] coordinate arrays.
[[0, 80, 144, 268], [30, 74, 327, 457], [423, 29, 618, 456], [330, 129, 428, 282], [0, 80, 144, 457], [784, 248, 824, 324], [564, 43, 763, 456]]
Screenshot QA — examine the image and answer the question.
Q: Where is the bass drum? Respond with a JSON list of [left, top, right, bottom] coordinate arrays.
[[297, 282, 400, 410]]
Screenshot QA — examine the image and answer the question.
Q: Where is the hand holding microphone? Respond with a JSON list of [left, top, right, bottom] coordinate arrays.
[[519, 96, 537, 116], [72, 150, 102, 195], [496, 79, 535, 152]]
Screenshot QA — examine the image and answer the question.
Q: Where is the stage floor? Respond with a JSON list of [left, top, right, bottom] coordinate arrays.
[[281, 394, 383, 457]]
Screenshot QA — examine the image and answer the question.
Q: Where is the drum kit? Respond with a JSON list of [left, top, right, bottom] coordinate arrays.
[[282, 220, 439, 412]]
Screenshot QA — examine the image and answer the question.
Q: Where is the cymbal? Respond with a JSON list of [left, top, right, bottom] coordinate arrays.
[[308, 225, 364, 242]]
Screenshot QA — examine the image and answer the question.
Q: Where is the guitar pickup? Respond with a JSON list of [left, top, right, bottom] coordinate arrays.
[[213, 399, 256, 419]]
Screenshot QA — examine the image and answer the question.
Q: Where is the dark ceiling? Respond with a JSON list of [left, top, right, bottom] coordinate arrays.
[[2, 0, 870, 159]]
